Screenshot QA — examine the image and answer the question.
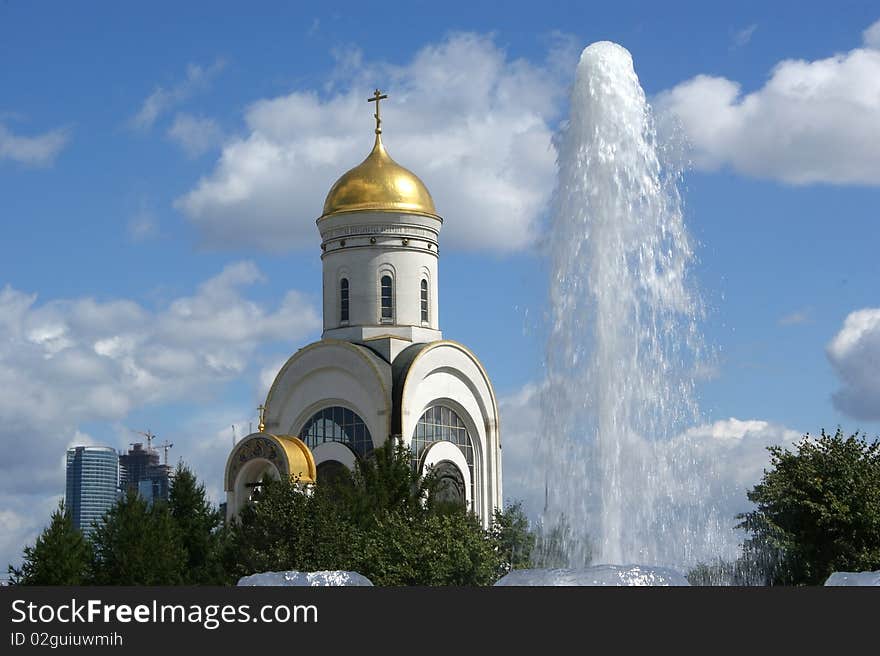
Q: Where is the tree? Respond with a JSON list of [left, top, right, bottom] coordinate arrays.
[[334, 437, 437, 526], [90, 490, 187, 585], [168, 463, 223, 584], [220, 475, 364, 583], [531, 515, 593, 569], [491, 501, 536, 574], [737, 429, 880, 585], [8, 500, 92, 585], [363, 510, 503, 586], [223, 440, 510, 586]]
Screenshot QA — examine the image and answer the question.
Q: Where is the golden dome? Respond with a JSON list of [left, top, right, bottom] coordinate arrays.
[[273, 434, 317, 484], [320, 134, 438, 219]]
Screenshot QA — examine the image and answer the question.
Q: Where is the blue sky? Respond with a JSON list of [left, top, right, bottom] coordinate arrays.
[[2, 1, 879, 566]]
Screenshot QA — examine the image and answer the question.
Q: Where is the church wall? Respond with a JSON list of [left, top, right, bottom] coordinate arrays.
[[319, 211, 441, 336], [397, 342, 502, 526], [264, 341, 392, 451]]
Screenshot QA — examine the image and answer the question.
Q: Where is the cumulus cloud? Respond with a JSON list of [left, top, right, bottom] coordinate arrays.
[[167, 113, 224, 157], [0, 123, 69, 166], [827, 308, 880, 420], [176, 33, 564, 253], [864, 18, 880, 49], [129, 60, 225, 130], [0, 263, 320, 571], [655, 20, 880, 185], [498, 383, 545, 516], [500, 381, 803, 561]]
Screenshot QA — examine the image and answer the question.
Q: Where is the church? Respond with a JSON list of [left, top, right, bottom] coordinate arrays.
[[224, 91, 502, 526]]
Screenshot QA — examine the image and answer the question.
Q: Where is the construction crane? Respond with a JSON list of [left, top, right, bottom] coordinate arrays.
[[129, 429, 157, 452], [157, 440, 174, 467]]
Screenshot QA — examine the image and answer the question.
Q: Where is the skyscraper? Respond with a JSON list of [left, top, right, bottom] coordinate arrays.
[[120, 442, 171, 504], [65, 446, 119, 536]]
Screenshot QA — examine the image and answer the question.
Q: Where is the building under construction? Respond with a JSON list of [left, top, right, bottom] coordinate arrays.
[[119, 435, 173, 504]]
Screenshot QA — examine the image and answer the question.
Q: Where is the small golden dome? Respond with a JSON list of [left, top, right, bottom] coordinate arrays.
[[320, 134, 438, 219]]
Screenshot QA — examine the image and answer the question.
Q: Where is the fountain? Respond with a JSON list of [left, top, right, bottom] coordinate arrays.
[[538, 41, 728, 573]]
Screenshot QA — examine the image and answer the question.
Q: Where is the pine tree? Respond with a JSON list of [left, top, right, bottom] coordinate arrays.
[[8, 500, 92, 585], [90, 490, 187, 585], [167, 463, 223, 584]]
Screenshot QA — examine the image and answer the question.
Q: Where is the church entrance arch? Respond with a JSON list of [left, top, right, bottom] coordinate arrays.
[[233, 458, 281, 511], [412, 405, 475, 510], [224, 433, 316, 522]]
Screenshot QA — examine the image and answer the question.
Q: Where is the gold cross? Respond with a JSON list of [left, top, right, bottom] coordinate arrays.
[[368, 88, 388, 135], [257, 404, 266, 433]]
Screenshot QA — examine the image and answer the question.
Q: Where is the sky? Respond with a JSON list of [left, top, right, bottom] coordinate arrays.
[[1, 1, 879, 569]]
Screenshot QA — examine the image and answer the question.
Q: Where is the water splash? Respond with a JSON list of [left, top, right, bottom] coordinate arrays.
[[539, 42, 726, 568]]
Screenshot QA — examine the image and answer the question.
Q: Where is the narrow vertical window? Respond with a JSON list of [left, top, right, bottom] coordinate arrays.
[[420, 279, 429, 323], [380, 275, 393, 320], [340, 278, 349, 323]]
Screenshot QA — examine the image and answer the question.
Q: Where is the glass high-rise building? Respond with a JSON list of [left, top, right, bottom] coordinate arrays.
[[65, 446, 119, 536]]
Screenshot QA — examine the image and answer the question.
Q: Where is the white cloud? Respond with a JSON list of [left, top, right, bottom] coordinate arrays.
[[676, 418, 802, 494], [655, 20, 880, 185], [0, 263, 320, 570], [500, 380, 803, 562], [864, 18, 880, 49], [176, 33, 564, 253], [827, 308, 880, 420], [167, 113, 224, 157], [127, 209, 159, 242], [130, 60, 225, 130], [732, 24, 758, 48], [498, 383, 545, 516], [0, 123, 69, 166], [778, 309, 811, 326]]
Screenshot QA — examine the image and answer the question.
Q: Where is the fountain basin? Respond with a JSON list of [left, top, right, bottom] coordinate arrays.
[[237, 570, 374, 586], [495, 565, 690, 586]]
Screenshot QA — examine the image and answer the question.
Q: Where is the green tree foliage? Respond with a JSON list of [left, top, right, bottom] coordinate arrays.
[[363, 510, 503, 586], [7, 501, 92, 585], [686, 550, 778, 587], [531, 515, 593, 569], [220, 476, 364, 582], [224, 440, 530, 585], [737, 429, 880, 585], [491, 501, 536, 573], [332, 437, 437, 525], [90, 490, 187, 585], [168, 463, 223, 584]]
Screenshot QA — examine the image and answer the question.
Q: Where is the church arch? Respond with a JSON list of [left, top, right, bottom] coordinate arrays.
[[298, 405, 374, 458], [263, 340, 391, 450], [224, 433, 316, 521], [394, 341, 501, 525], [414, 412, 475, 510]]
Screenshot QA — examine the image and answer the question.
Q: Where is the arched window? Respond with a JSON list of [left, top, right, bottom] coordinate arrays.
[[420, 279, 429, 323], [380, 275, 393, 321], [300, 406, 373, 458], [411, 405, 474, 500], [340, 278, 349, 323]]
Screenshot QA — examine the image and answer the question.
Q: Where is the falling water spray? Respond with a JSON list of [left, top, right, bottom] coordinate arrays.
[[540, 42, 726, 569]]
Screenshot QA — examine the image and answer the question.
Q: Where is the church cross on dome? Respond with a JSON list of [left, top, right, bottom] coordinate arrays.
[[368, 88, 388, 135], [257, 404, 266, 433]]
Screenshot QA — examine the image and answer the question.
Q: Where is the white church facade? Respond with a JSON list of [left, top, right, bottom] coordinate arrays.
[[225, 91, 502, 526]]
